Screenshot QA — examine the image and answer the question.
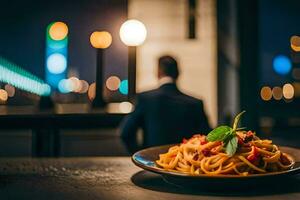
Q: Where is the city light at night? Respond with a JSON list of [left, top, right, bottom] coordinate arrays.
[[273, 55, 292, 75], [45, 22, 68, 90], [0, 57, 50, 96], [90, 31, 112, 49], [119, 19, 147, 46], [119, 79, 128, 95]]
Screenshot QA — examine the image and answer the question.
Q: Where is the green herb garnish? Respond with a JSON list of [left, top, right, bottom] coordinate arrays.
[[207, 111, 246, 156]]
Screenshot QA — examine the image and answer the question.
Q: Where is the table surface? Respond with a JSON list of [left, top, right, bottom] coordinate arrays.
[[0, 157, 300, 200]]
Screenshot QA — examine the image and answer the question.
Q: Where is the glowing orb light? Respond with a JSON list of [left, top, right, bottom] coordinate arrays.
[[88, 82, 96, 100], [46, 53, 67, 74], [78, 80, 89, 93], [292, 82, 300, 97], [272, 86, 283, 100], [58, 77, 83, 93], [283, 83, 294, 99], [49, 22, 68, 41], [119, 80, 128, 95], [90, 31, 112, 49], [42, 84, 51, 96], [260, 86, 272, 101], [119, 19, 147, 46], [290, 35, 300, 52], [273, 55, 292, 75], [119, 101, 133, 113], [58, 79, 71, 93], [4, 84, 15, 97], [0, 89, 8, 102], [106, 76, 121, 91], [69, 77, 80, 92]]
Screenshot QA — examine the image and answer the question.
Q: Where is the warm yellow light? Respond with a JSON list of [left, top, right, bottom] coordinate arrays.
[[68, 77, 81, 92], [119, 101, 133, 113], [292, 82, 300, 97], [272, 86, 283, 100], [260, 86, 272, 101], [4, 84, 15, 97], [290, 35, 300, 52], [0, 89, 8, 102], [283, 83, 294, 99], [291, 44, 300, 52], [78, 80, 89, 94], [119, 19, 147, 46], [90, 31, 112, 49], [106, 76, 121, 91], [49, 22, 68, 41], [88, 82, 96, 100]]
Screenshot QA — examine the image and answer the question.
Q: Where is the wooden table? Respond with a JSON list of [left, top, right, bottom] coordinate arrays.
[[0, 157, 299, 200]]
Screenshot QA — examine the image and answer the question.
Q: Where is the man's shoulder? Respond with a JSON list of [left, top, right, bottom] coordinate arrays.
[[133, 89, 157, 105], [180, 93, 204, 105], [137, 88, 203, 105], [137, 88, 161, 99]]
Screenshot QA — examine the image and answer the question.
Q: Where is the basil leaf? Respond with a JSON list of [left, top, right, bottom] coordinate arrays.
[[207, 126, 233, 142], [232, 111, 246, 131], [225, 136, 238, 156]]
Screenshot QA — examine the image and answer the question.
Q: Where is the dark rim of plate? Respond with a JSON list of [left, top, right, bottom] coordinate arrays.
[[132, 145, 300, 179]]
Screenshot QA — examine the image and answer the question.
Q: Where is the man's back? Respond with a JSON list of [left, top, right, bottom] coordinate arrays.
[[120, 83, 211, 148]]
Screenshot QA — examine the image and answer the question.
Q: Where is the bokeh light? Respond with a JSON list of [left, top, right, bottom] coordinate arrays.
[[290, 35, 300, 52], [78, 80, 89, 93], [0, 57, 51, 96], [49, 22, 68, 41], [58, 77, 89, 93], [4, 84, 15, 97], [273, 55, 292, 75], [46, 53, 67, 74], [46, 22, 68, 89], [42, 84, 51, 96], [260, 86, 272, 101], [292, 82, 300, 97], [69, 77, 81, 92], [88, 82, 96, 100], [90, 31, 112, 49], [106, 76, 121, 91], [272, 86, 283, 100], [119, 19, 147, 46], [283, 83, 294, 99], [119, 101, 133, 113], [58, 79, 70, 93], [119, 80, 128, 95], [0, 89, 8, 102]]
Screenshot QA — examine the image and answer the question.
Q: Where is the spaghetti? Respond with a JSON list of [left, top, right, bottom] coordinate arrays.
[[156, 132, 295, 176]]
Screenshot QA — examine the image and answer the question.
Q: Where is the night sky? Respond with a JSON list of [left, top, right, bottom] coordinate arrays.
[[259, 0, 300, 86]]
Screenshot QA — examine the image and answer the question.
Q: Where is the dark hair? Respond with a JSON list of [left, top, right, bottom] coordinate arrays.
[[158, 55, 179, 80]]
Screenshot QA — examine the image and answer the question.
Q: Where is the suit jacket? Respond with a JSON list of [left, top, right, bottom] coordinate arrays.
[[120, 83, 211, 151]]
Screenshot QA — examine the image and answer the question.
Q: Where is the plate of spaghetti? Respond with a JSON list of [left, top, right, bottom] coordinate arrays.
[[132, 111, 300, 189]]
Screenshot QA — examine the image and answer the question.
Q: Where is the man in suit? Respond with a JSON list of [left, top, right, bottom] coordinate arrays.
[[120, 55, 211, 152]]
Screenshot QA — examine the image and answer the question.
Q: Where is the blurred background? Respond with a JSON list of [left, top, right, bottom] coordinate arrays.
[[0, 0, 299, 157]]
